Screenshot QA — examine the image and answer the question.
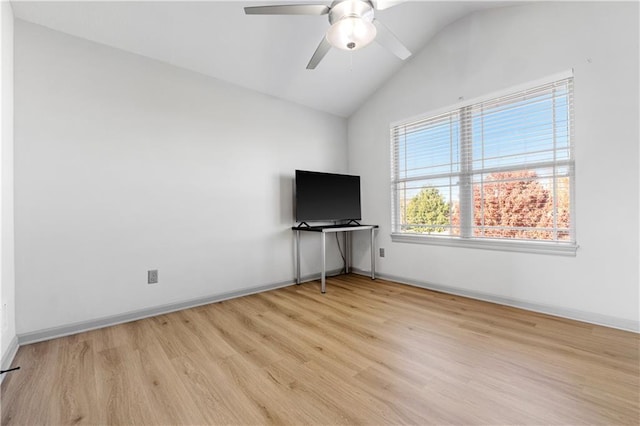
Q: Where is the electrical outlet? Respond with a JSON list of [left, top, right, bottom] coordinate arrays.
[[379, 248, 385, 257], [148, 270, 158, 284]]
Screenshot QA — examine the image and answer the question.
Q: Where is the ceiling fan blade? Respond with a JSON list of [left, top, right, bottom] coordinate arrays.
[[373, 19, 411, 60], [244, 4, 330, 15], [306, 37, 332, 70], [370, 0, 405, 10]]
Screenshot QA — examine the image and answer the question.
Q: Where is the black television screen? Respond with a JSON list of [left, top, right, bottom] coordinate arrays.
[[295, 170, 361, 223]]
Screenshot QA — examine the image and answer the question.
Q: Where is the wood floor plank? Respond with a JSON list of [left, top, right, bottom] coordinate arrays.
[[196, 301, 284, 368], [135, 343, 208, 425], [93, 345, 159, 425], [1, 339, 60, 424], [170, 352, 254, 425], [2, 275, 638, 425], [175, 308, 238, 360], [258, 308, 377, 377], [48, 339, 98, 425]]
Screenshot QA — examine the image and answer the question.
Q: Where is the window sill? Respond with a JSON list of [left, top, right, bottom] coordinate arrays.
[[390, 233, 578, 256]]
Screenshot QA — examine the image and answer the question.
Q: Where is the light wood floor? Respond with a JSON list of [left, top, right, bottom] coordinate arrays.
[[1, 275, 639, 425]]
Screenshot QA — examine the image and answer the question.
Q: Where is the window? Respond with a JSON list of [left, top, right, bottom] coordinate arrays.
[[391, 74, 576, 255]]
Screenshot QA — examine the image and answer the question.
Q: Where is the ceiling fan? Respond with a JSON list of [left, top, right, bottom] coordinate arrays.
[[244, 0, 411, 69]]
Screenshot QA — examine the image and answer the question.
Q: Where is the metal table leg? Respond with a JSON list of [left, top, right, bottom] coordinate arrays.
[[321, 232, 326, 293], [296, 229, 301, 284], [371, 227, 376, 280], [345, 231, 350, 274]]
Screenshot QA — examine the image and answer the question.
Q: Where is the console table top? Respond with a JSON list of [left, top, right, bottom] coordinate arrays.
[[292, 224, 378, 233]]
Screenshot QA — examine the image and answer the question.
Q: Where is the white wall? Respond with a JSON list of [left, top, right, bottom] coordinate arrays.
[[14, 21, 348, 335], [0, 0, 16, 364], [348, 2, 639, 330]]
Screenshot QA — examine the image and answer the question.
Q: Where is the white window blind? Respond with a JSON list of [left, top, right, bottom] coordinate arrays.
[[391, 76, 575, 253]]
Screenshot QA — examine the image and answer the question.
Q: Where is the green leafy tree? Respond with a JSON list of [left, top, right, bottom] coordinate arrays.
[[405, 187, 450, 233]]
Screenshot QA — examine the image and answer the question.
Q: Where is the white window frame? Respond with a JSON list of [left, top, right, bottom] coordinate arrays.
[[390, 71, 578, 256]]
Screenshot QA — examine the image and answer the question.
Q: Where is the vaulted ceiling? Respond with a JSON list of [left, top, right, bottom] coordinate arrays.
[[11, 1, 511, 117]]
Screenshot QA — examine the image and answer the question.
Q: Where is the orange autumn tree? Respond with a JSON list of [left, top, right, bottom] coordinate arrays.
[[451, 171, 570, 240]]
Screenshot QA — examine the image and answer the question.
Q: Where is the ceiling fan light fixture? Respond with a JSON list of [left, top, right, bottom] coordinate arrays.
[[326, 17, 377, 51]]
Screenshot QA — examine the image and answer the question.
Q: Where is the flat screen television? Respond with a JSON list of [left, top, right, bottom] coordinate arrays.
[[295, 170, 361, 223]]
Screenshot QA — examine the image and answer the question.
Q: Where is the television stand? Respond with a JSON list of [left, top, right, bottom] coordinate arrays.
[[292, 224, 378, 293]]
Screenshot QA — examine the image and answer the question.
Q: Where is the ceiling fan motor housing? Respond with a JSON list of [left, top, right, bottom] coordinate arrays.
[[329, 0, 375, 24], [326, 0, 376, 50]]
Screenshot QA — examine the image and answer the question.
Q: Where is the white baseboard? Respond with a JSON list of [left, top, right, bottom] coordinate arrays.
[[1, 335, 19, 384], [18, 270, 341, 346], [352, 268, 640, 333], [20, 266, 634, 346]]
